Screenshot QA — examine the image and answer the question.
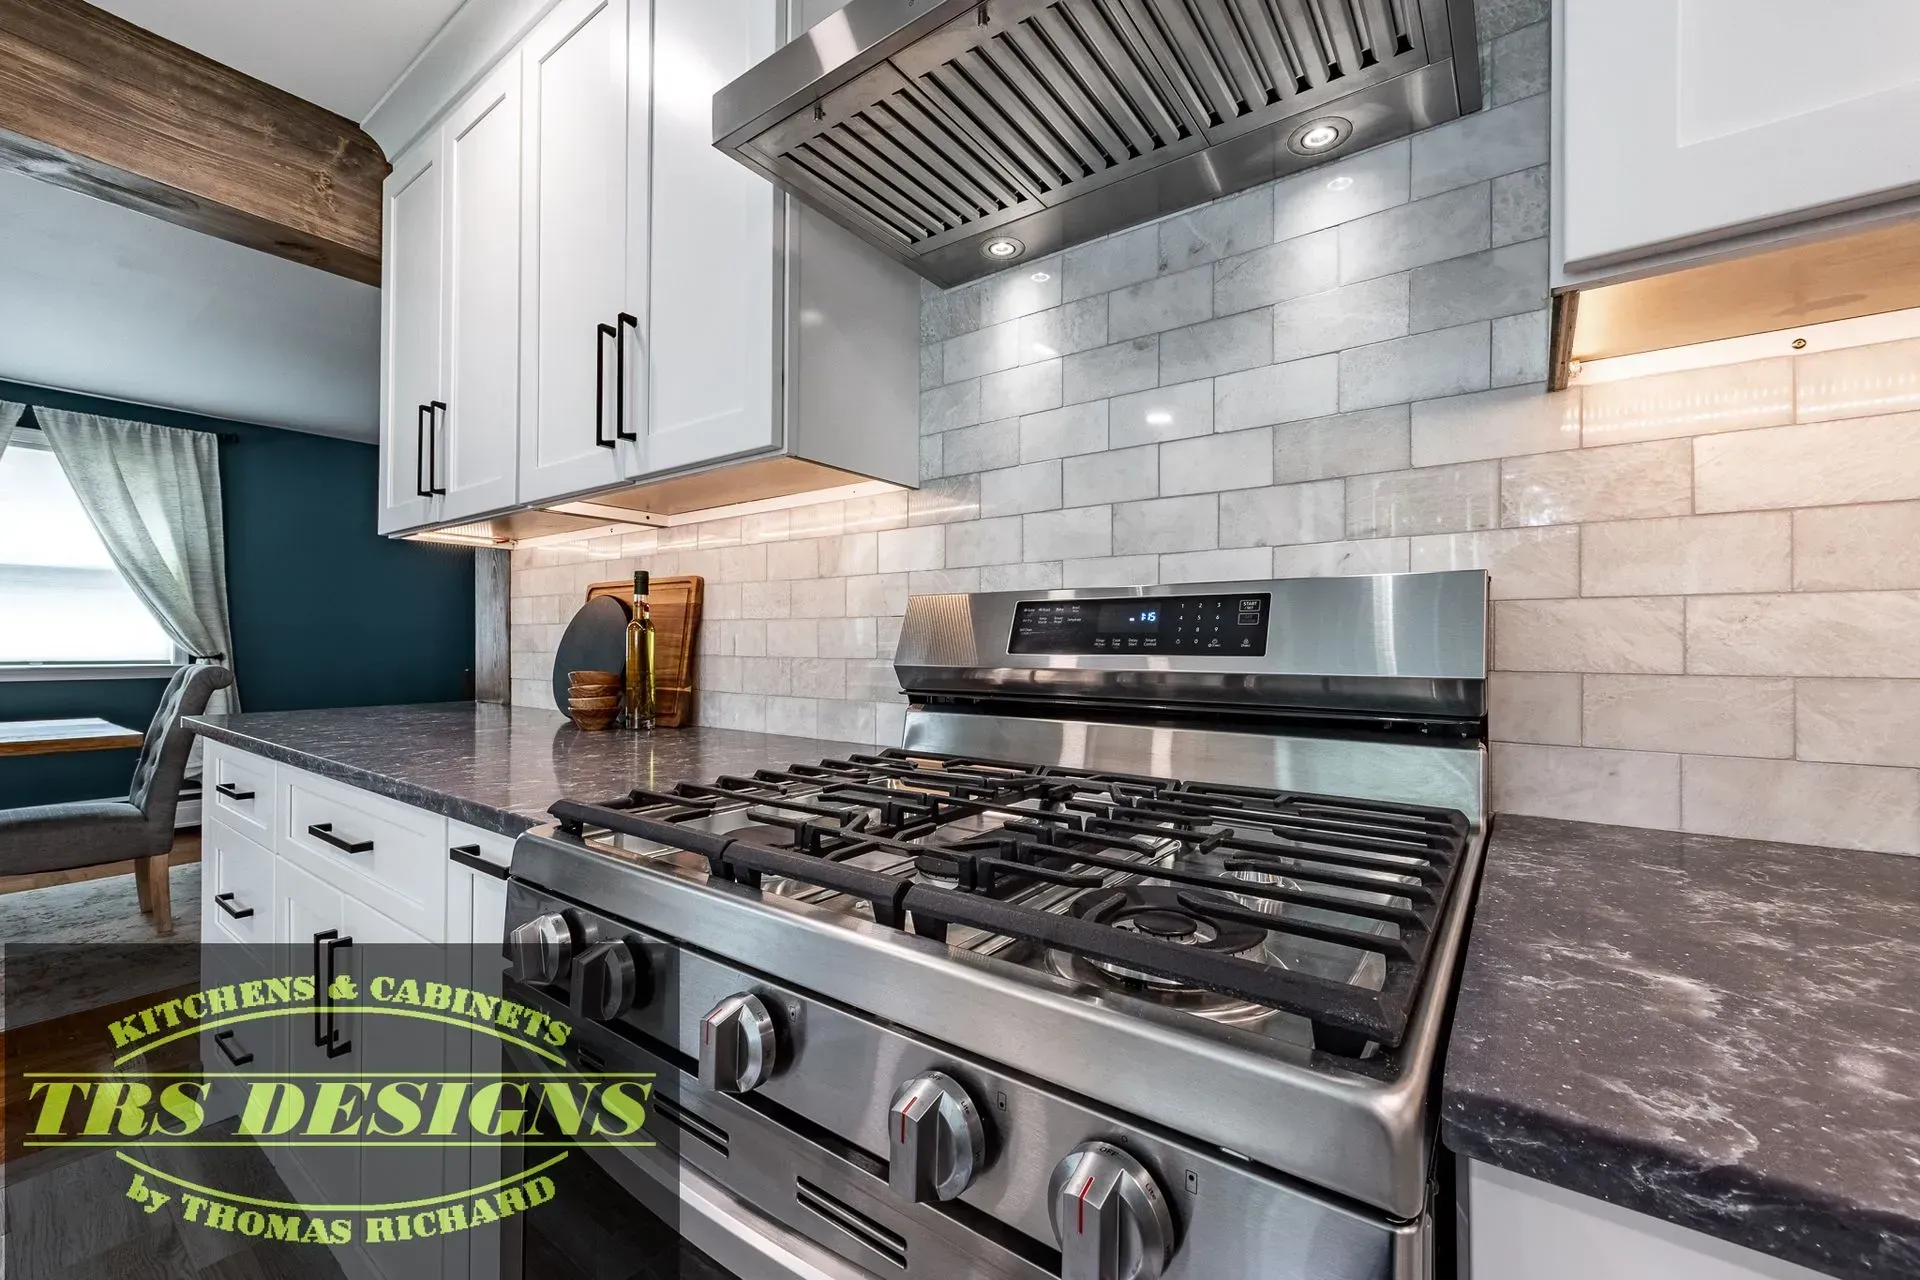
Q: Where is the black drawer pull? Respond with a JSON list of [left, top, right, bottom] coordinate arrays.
[[213, 1029, 253, 1067], [215, 892, 254, 920], [215, 781, 255, 801], [449, 844, 509, 880], [308, 822, 373, 854]]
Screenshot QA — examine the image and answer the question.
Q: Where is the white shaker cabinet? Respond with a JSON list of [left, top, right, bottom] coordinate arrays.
[[377, 59, 523, 534], [438, 58, 524, 523], [1464, 1160, 1829, 1280], [643, 0, 780, 474], [516, 0, 650, 504], [377, 137, 443, 535], [1557, 0, 1920, 280]]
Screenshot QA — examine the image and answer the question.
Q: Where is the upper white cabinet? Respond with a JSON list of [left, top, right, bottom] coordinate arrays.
[[378, 58, 524, 534], [1557, 0, 1920, 280], [441, 60, 524, 522], [644, 0, 780, 475], [378, 138, 442, 535], [375, 0, 920, 538], [517, 0, 648, 503]]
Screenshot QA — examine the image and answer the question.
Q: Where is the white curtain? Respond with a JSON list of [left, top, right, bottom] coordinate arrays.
[[0, 400, 22, 460], [36, 409, 238, 713]]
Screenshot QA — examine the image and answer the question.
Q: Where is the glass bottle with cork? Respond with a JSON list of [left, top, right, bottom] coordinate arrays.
[[623, 571, 656, 731]]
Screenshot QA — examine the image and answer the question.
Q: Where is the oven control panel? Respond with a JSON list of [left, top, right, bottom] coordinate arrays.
[[1008, 593, 1271, 656]]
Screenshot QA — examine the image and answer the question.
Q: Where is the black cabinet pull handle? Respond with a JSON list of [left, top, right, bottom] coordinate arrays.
[[215, 782, 254, 801], [215, 892, 254, 920], [450, 844, 509, 881], [314, 930, 354, 1058], [595, 322, 617, 449], [308, 822, 373, 854], [429, 400, 448, 495], [615, 311, 639, 441], [415, 405, 432, 496], [312, 929, 334, 1049], [213, 1029, 253, 1067]]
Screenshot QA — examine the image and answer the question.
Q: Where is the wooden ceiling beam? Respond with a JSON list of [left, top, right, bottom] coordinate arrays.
[[0, 0, 386, 285]]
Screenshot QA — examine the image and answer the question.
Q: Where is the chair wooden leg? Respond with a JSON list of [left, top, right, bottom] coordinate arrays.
[[142, 856, 173, 937], [135, 859, 154, 914]]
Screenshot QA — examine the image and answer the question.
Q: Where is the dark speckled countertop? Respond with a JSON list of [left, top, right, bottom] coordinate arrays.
[[187, 702, 877, 837], [1443, 815, 1920, 1280]]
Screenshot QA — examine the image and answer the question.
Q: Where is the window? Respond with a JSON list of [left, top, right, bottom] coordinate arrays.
[[0, 430, 177, 666]]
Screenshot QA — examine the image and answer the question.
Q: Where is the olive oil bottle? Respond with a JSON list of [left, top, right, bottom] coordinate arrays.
[[623, 570, 656, 731]]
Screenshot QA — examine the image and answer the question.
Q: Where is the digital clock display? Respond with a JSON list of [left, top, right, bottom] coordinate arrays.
[[1097, 603, 1160, 633]]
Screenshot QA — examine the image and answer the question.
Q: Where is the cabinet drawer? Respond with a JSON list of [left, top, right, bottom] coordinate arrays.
[[280, 766, 448, 941], [202, 821, 274, 950], [206, 745, 276, 845]]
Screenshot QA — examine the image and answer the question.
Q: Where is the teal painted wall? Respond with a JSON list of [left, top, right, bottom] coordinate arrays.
[[0, 382, 474, 808]]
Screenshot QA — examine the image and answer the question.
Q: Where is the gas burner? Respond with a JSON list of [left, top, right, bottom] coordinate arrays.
[[1070, 886, 1267, 992]]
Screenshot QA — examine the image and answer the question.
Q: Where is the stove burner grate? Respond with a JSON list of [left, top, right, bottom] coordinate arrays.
[[548, 747, 1470, 1050]]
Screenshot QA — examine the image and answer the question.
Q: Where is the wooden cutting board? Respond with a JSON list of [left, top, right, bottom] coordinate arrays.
[[585, 575, 703, 727]]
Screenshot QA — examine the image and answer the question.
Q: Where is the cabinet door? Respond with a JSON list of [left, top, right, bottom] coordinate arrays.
[[268, 860, 361, 1249], [518, 0, 642, 503], [643, 0, 779, 476], [440, 56, 524, 523], [379, 135, 445, 535], [1560, 0, 1920, 273]]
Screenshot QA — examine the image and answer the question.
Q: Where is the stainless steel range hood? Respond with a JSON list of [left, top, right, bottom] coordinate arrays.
[[715, 0, 1481, 286]]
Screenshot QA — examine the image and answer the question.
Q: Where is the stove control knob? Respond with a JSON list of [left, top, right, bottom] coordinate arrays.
[[506, 912, 573, 985], [569, 940, 647, 1021], [887, 1071, 986, 1203], [1048, 1142, 1176, 1280], [698, 993, 779, 1094]]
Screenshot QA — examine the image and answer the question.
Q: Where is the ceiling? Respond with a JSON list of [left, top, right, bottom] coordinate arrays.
[[85, 0, 467, 119], [0, 170, 380, 441]]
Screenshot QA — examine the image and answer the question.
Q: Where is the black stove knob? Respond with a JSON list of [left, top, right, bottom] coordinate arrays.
[[569, 940, 646, 1021], [698, 993, 780, 1094], [888, 1071, 986, 1203], [1048, 1142, 1176, 1280], [506, 912, 573, 985]]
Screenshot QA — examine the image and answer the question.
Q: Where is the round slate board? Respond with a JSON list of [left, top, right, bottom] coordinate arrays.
[[551, 594, 632, 712]]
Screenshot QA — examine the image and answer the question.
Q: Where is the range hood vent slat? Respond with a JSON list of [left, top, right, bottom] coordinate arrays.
[[718, 0, 1475, 282]]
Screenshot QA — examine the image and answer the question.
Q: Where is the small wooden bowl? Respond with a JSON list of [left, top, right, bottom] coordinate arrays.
[[570, 707, 619, 732], [568, 670, 621, 688], [568, 694, 620, 712]]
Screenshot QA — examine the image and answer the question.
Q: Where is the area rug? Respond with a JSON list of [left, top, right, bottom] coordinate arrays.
[[0, 863, 200, 1030]]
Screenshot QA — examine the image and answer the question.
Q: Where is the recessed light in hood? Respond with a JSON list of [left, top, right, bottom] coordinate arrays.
[[714, 0, 1482, 287]]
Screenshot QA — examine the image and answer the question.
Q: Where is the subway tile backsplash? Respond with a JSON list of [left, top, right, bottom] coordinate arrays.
[[510, 0, 1920, 855]]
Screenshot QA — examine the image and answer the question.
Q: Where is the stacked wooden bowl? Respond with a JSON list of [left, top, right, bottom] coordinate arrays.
[[567, 670, 622, 731]]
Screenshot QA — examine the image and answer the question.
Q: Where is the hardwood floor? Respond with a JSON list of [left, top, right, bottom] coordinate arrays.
[[0, 829, 201, 897]]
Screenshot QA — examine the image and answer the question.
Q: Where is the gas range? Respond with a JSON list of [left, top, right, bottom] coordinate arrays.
[[503, 571, 1489, 1280]]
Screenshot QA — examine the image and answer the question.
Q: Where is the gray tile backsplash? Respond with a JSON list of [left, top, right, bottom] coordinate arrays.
[[510, 2, 1920, 855]]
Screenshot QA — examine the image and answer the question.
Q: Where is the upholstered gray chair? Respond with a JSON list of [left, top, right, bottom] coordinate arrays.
[[0, 663, 233, 935]]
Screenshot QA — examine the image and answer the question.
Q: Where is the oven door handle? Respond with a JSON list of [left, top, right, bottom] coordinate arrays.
[[675, 1161, 880, 1280]]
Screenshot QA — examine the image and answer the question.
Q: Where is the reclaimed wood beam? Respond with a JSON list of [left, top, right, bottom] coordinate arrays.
[[0, 0, 386, 284]]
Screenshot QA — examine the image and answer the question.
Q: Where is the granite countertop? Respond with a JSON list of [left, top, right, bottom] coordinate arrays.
[[1443, 815, 1920, 1280], [187, 702, 876, 837]]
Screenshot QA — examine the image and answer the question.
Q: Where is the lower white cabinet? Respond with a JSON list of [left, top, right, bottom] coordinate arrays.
[[199, 743, 519, 1280], [1463, 1159, 1828, 1280]]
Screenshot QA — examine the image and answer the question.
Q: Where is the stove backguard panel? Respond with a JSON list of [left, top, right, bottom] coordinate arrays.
[[895, 570, 1489, 721]]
